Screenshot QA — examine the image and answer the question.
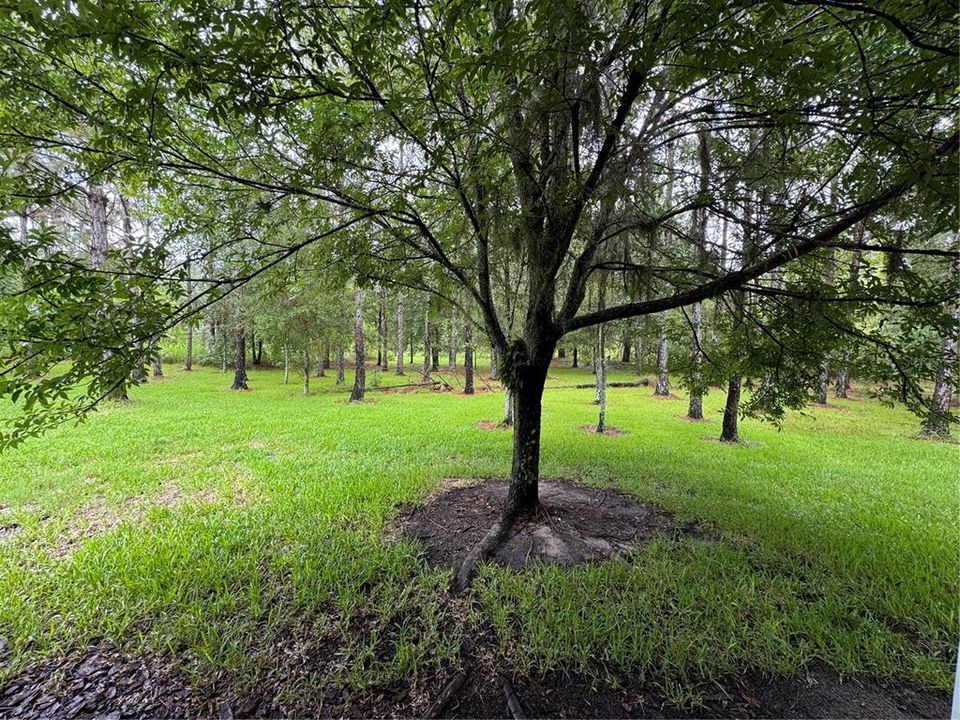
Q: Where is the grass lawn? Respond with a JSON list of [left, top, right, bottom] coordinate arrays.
[[0, 362, 956, 710]]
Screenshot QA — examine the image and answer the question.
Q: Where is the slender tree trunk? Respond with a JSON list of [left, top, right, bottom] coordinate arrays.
[[503, 389, 514, 426], [688, 302, 704, 419], [409, 335, 414, 364], [448, 309, 458, 371], [654, 325, 670, 396], [182, 259, 193, 371], [571, 346, 579, 368], [316, 350, 325, 377], [283, 339, 290, 384], [336, 341, 345, 386], [635, 335, 643, 373], [350, 289, 366, 402], [431, 346, 440, 372], [490, 346, 499, 380], [376, 300, 383, 367], [89, 186, 128, 401], [231, 330, 248, 390], [303, 347, 311, 395], [720, 376, 741, 442], [323, 345, 331, 369], [256, 339, 263, 365], [596, 325, 607, 433], [422, 294, 432, 379], [380, 289, 389, 371], [834, 364, 850, 399], [395, 292, 405, 375], [463, 323, 474, 394], [621, 331, 631, 363]]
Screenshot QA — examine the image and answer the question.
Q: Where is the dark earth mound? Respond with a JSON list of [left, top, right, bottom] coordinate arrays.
[[392, 479, 704, 570]]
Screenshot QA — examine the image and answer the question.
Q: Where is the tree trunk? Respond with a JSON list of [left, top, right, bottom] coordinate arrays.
[[506, 365, 549, 515], [816, 363, 829, 404], [422, 295, 432, 379], [256, 339, 263, 365], [431, 346, 440, 372], [323, 345, 331, 369], [688, 301, 704, 419], [654, 325, 670, 396], [303, 347, 311, 395], [834, 363, 850, 399], [596, 326, 607, 433], [150, 338, 164, 378], [571, 346, 579, 368], [376, 299, 383, 367], [621, 332, 631, 363], [380, 289, 389, 371], [231, 330, 248, 390], [336, 341, 345, 385], [350, 289, 366, 402], [557, 347, 566, 359], [89, 186, 128, 401], [283, 339, 290, 384], [720, 376, 741, 442], [503, 389, 514, 426], [448, 309, 458, 372], [182, 259, 193, 371], [463, 323, 474, 394], [635, 335, 643, 373], [316, 350, 325, 377], [395, 293, 405, 375], [922, 250, 958, 436], [490, 346, 499, 380]]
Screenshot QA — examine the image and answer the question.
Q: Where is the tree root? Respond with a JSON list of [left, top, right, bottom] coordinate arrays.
[[453, 511, 519, 591], [425, 670, 468, 718], [500, 674, 526, 719]]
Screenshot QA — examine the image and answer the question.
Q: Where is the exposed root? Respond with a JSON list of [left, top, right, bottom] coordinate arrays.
[[425, 670, 468, 718], [453, 511, 519, 591], [500, 674, 526, 719]]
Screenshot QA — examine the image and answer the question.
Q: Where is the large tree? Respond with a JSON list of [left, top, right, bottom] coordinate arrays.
[[0, 1, 956, 578]]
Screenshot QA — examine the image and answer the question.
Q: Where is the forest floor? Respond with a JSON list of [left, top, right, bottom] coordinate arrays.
[[0, 362, 955, 718]]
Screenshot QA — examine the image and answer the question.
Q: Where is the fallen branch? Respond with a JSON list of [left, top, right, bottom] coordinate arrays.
[[369, 380, 440, 392], [500, 674, 526, 719], [426, 670, 468, 719]]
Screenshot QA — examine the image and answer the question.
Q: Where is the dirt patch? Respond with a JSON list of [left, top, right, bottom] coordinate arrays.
[[392, 479, 704, 571], [0, 644, 210, 719], [580, 424, 628, 437], [476, 421, 511, 431], [436, 666, 950, 719]]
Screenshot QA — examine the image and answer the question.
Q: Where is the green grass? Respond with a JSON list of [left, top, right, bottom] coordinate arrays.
[[0, 363, 956, 703]]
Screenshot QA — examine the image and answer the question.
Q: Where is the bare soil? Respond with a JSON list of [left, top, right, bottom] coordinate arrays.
[[580, 424, 628, 437], [391, 479, 705, 570]]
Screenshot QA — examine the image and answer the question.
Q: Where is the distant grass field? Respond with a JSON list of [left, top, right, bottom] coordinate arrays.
[[0, 362, 956, 705]]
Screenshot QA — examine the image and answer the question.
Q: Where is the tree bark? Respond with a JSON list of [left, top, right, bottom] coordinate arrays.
[[303, 347, 311, 395], [350, 289, 366, 402], [596, 326, 607, 433], [182, 259, 193, 371], [463, 323, 474, 394], [654, 325, 670, 396], [687, 302, 704, 419], [336, 341, 345, 385], [506, 365, 549, 515], [448, 309, 458, 372], [922, 249, 958, 436], [150, 338, 163, 378], [720, 376, 741, 442], [621, 331, 631, 363], [396, 292, 405, 375], [89, 186, 128, 401], [283, 339, 290, 384], [380, 288, 390, 371], [571, 346, 579, 368], [422, 293, 432, 379], [503, 388, 514, 426], [815, 364, 829, 404], [431, 346, 440, 372], [231, 330, 248, 390], [490, 346, 499, 380]]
